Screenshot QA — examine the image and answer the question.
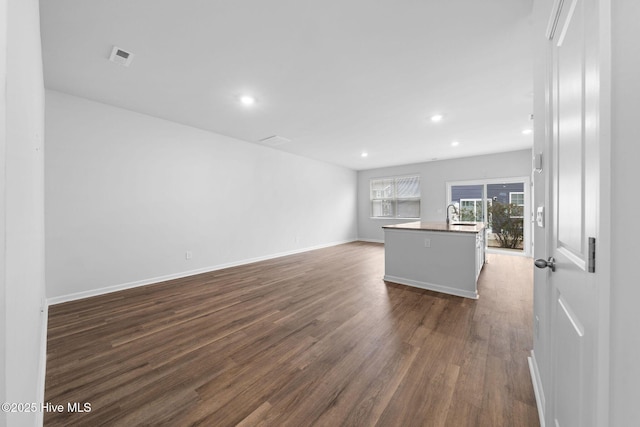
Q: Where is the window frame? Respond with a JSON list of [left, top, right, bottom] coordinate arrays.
[[509, 192, 525, 218], [369, 174, 421, 219]]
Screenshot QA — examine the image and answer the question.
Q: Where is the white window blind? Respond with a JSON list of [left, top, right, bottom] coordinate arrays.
[[370, 175, 420, 218]]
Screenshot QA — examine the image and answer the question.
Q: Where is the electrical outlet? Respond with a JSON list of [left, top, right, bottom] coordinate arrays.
[[185, 251, 193, 260], [536, 206, 545, 227], [424, 238, 431, 248]]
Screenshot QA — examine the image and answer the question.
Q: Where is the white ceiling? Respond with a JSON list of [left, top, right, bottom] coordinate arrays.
[[39, 0, 534, 170]]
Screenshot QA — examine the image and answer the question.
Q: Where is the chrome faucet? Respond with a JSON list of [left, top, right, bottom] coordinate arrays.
[[446, 203, 458, 224]]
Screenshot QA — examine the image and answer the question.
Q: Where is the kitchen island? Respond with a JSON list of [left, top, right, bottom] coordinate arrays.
[[382, 221, 485, 299]]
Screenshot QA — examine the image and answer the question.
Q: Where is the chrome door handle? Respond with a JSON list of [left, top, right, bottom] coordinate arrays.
[[535, 257, 556, 272]]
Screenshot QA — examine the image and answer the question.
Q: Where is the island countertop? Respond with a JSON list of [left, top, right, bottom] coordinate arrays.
[[382, 221, 485, 234]]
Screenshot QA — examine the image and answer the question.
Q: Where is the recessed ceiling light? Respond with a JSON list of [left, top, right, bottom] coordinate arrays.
[[431, 114, 444, 122], [522, 129, 533, 135], [451, 141, 460, 147], [240, 95, 256, 106], [361, 152, 368, 158]]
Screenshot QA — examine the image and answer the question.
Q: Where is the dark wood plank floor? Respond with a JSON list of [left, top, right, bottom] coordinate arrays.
[[44, 242, 539, 426]]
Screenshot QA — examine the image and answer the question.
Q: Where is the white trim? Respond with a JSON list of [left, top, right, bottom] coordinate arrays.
[[368, 217, 420, 221], [447, 176, 532, 187], [368, 172, 421, 182], [36, 299, 49, 427], [48, 239, 356, 305], [486, 247, 531, 258], [528, 351, 546, 427], [595, 2, 611, 425], [357, 238, 385, 244], [383, 275, 479, 300], [546, 0, 565, 39]]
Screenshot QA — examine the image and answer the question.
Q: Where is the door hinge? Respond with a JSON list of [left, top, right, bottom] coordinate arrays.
[[588, 237, 596, 273]]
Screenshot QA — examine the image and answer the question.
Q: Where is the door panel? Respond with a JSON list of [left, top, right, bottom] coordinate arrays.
[[548, 0, 599, 425], [487, 182, 526, 251], [554, 296, 584, 427], [556, 0, 584, 257]]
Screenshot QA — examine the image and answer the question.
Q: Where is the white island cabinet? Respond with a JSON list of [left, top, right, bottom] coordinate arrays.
[[382, 221, 486, 299]]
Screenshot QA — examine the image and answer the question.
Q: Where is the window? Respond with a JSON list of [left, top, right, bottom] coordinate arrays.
[[509, 192, 525, 218], [460, 199, 483, 222], [370, 175, 420, 218]]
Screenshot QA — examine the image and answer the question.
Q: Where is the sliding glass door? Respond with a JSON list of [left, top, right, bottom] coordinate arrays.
[[486, 183, 525, 251], [447, 178, 530, 256]]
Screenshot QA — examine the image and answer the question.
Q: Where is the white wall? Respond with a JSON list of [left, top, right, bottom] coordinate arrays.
[[357, 149, 532, 242], [45, 90, 357, 301], [610, 0, 640, 424], [2, 0, 47, 426]]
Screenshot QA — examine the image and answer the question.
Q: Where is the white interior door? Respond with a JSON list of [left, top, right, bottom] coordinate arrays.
[[542, 0, 603, 425]]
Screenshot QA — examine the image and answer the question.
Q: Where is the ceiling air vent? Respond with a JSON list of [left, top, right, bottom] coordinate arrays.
[[109, 46, 134, 67], [259, 135, 291, 147]]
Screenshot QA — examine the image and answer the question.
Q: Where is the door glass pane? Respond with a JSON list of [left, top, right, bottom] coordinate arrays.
[[487, 183, 525, 251]]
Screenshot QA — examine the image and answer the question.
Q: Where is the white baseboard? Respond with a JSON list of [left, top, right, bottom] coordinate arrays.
[[48, 239, 357, 306], [528, 350, 545, 427], [357, 238, 384, 244], [383, 275, 479, 299]]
